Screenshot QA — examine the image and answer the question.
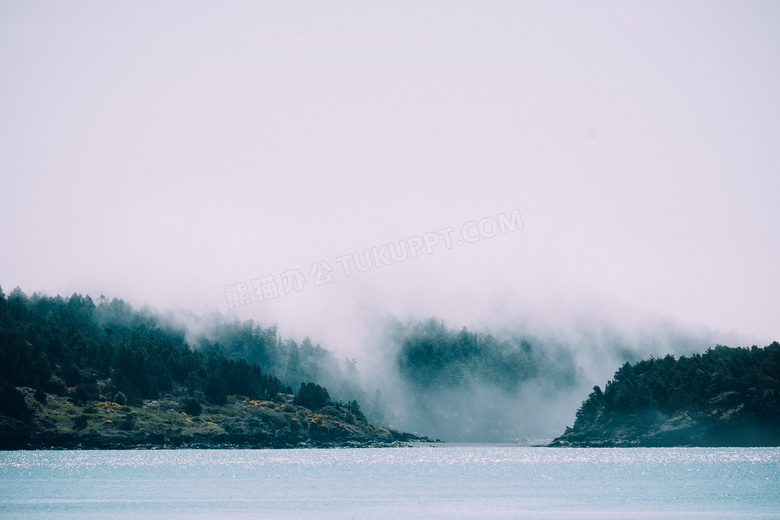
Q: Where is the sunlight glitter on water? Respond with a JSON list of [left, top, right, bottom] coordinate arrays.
[[2, 447, 778, 520]]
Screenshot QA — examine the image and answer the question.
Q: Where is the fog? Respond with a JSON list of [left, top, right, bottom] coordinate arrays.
[[342, 311, 758, 441], [2, 3, 779, 440], [155, 303, 760, 442]]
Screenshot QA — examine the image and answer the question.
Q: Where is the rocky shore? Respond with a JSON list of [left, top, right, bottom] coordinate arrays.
[[0, 392, 433, 450], [549, 389, 780, 447]]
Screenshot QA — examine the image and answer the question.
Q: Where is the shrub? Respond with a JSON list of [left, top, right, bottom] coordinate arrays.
[[113, 391, 127, 406], [0, 385, 31, 420], [293, 382, 330, 410], [74, 413, 89, 430], [119, 411, 135, 430], [45, 376, 68, 396], [182, 398, 202, 416]]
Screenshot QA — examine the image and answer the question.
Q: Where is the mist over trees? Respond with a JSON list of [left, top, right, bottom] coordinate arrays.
[[2, 285, 766, 444], [360, 316, 732, 441], [395, 318, 578, 392], [0, 287, 373, 426], [175, 315, 367, 414], [0, 287, 289, 419], [378, 318, 581, 441]]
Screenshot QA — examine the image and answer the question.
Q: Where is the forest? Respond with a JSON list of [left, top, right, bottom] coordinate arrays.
[[0, 286, 295, 417], [0, 286, 584, 442], [388, 318, 581, 441], [553, 343, 780, 446], [3, 285, 778, 447], [0, 286, 422, 449]]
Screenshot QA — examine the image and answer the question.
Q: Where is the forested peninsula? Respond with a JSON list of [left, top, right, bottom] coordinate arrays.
[[2, 285, 778, 449], [0, 287, 427, 449], [551, 343, 780, 447]]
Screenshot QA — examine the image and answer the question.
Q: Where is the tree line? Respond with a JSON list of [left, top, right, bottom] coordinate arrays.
[[571, 343, 780, 431], [395, 318, 578, 394], [388, 317, 580, 441], [0, 287, 290, 419]]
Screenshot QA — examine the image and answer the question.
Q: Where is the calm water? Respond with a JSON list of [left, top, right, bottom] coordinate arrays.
[[1, 447, 778, 519]]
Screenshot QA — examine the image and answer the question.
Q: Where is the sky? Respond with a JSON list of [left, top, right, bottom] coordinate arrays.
[[2, 1, 779, 354]]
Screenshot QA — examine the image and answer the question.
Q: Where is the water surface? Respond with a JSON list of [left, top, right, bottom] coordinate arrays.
[[1, 447, 778, 519]]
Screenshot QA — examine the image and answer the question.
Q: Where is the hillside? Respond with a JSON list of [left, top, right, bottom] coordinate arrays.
[[551, 343, 780, 447], [0, 287, 427, 449], [0, 390, 422, 450]]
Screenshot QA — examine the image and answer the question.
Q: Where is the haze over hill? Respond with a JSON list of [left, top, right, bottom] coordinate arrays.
[[3, 285, 762, 443], [1, 3, 778, 441]]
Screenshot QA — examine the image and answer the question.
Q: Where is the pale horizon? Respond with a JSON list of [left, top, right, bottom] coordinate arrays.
[[2, 2, 778, 353]]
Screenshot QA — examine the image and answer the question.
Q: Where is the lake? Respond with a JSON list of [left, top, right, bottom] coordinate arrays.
[[1, 447, 778, 519]]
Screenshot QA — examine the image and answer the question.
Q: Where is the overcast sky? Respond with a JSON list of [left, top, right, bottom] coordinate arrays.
[[2, 2, 779, 351]]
